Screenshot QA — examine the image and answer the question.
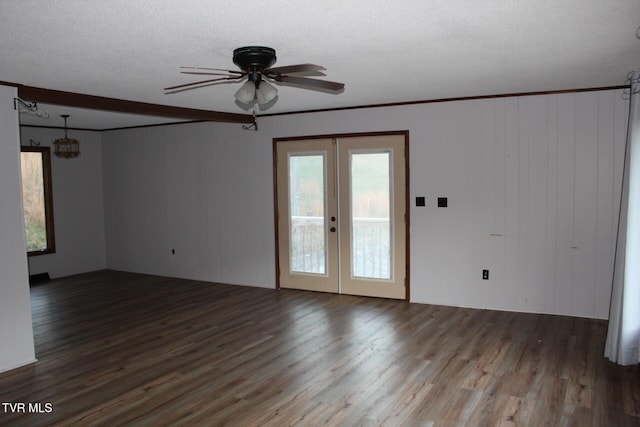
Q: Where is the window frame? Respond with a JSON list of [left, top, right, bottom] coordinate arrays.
[[20, 146, 56, 256]]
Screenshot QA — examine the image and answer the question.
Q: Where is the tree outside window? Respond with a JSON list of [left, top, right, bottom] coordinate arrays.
[[20, 146, 55, 255]]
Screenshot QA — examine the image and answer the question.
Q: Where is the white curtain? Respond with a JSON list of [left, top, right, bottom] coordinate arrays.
[[605, 71, 640, 366]]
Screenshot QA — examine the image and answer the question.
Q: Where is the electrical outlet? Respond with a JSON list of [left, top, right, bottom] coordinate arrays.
[[482, 269, 489, 280], [416, 196, 426, 207], [437, 197, 448, 207]]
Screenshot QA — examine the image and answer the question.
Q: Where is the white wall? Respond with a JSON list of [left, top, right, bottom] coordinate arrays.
[[102, 123, 275, 287], [0, 85, 36, 372], [19, 127, 107, 279], [260, 90, 628, 319], [102, 89, 628, 319]]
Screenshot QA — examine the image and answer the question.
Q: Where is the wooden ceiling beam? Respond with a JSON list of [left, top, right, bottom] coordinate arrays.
[[15, 84, 253, 124]]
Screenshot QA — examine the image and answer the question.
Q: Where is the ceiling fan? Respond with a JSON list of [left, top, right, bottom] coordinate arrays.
[[164, 46, 345, 106]]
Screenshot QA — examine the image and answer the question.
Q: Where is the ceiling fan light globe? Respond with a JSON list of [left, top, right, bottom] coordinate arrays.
[[234, 80, 256, 104], [256, 80, 278, 104]]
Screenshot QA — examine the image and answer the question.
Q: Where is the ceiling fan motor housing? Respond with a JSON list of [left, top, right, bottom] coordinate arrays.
[[233, 46, 277, 72]]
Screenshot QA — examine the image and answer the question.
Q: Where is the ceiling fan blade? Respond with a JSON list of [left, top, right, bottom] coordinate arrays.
[[164, 76, 244, 91], [180, 66, 243, 74], [164, 81, 236, 95], [266, 70, 327, 78], [266, 64, 326, 75], [277, 75, 344, 92], [181, 71, 239, 77]]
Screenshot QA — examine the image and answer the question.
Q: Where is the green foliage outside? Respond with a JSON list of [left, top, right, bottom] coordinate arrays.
[[25, 224, 47, 252], [21, 152, 48, 252], [290, 155, 324, 216], [290, 152, 391, 218], [351, 153, 390, 218]]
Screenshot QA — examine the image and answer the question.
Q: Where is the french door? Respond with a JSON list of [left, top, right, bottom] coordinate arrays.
[[275, 133, 408, 299]]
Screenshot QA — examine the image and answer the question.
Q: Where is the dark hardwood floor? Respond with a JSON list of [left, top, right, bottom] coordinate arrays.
[[0, 270, 638, 426]]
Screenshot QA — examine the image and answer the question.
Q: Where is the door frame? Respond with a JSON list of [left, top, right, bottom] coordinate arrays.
[[273, 130, 411, 301]]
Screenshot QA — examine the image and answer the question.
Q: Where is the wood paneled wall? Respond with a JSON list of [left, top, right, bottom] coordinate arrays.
[[102, 124, 276, 288], [102, 89, 629, 319], [408, 91, 627, 318]]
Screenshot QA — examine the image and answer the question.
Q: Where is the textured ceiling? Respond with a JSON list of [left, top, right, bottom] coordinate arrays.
[[1, 0, 639, 129]]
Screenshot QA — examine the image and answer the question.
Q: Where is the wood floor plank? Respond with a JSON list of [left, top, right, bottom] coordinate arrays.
[[0, 270, 638, 426]]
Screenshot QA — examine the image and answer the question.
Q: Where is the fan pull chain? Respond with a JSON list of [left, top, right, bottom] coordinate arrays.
[[242, 107, 258, 131]]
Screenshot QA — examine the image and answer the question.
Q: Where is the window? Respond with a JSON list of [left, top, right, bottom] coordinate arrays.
[[20, 146, 55, 256]]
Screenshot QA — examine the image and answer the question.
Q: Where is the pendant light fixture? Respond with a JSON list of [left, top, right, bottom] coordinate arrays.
[[53, 114, 80, 159]]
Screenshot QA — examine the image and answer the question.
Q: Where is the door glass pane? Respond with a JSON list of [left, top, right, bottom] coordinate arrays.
[[289, 154, 326, 274], [351, 151, 391, 279], [21, 152, 48, 252]]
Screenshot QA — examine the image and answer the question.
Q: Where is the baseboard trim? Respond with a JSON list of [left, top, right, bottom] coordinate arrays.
[[0, 358, 37, 374]]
